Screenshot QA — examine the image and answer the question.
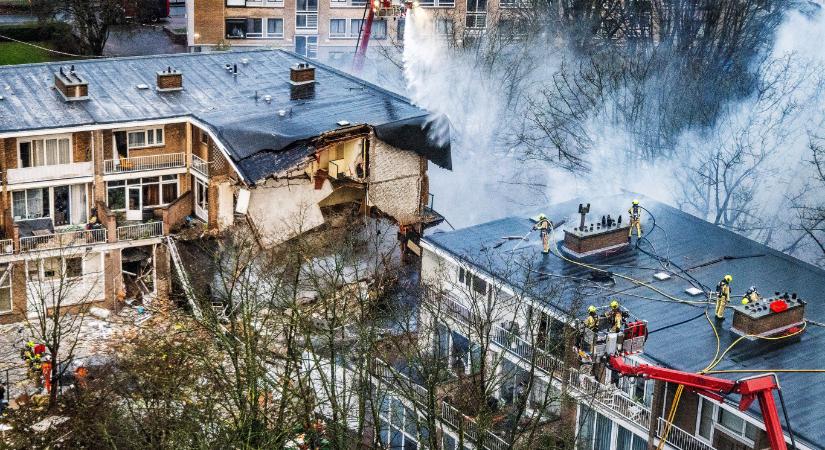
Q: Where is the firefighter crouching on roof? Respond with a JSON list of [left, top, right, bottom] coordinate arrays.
[[741, 286, 760, 305], [533, 214, 552, 254], [715, 275, 732, 320], [606, 300, 624, 332]]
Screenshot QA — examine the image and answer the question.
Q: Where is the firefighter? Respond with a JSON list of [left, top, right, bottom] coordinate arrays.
[[584, 305, 599, 331], [607, 300, 623, 332], [533, 214, 552, 254], [715, 275, 732, 320], [628, 200, 642, 241], [741, 286, 760, 305]]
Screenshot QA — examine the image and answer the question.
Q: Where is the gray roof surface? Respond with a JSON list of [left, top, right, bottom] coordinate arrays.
[[424, 195, 825, 448], [0, 49, 451, 183]]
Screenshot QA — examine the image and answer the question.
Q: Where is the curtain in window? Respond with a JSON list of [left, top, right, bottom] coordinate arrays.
[[70, 184, 87, 224], [26, 189, 46, 219], [33, 140, 45, 166], [12, 191, 26, 219], [45, 139, 57, 165], [58, 138, 70, 164], [162, 182, 178, 204], [142, 184, 160, 207]]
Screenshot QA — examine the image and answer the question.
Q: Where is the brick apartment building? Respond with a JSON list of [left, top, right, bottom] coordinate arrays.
[[185, 0, 522, 58], [0, 49, 450, 324]]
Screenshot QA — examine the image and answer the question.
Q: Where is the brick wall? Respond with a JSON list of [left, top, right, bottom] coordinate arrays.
[[563, 227, 629, 254], [125, 123, 187, 158], [367, 137, 424, 225], [159, 190, 194, 234], [104, 250, 122, 311], [194, 0, 226, 45], [73, 131, 92, 162], [155, 244, 171, 302], [3, 137, 17, 170]]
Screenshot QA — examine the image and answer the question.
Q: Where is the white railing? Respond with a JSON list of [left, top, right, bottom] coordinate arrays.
[[657, 417, 717, 450], [296, 12, 318, 30], [104, 152, 186, 174], [117, 222, 163, 241], [20, 229, 107, 252], [465, 12, 487, 29], [191, 154, 210, 177], [440, 402, 509, 450], [0, 239, 13, 254]]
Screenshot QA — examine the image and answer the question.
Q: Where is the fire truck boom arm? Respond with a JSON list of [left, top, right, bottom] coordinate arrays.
[[609, 356, 789, 450]]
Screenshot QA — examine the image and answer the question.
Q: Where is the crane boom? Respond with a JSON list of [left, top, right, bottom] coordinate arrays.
[[609, 356, 789, 450]]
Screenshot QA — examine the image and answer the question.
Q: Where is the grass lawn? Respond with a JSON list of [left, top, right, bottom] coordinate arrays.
[[0, 41, 65, 65]]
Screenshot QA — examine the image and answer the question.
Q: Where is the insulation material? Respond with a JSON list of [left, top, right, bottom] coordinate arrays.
[[367, 138, 423, 225], [236, 188, 251, 214], [217, 181, 235, 229], [246, 178, 334, 247]]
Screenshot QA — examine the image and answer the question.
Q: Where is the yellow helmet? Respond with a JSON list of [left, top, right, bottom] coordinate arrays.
[[741, 298, 750, 305], [724, 275, 733, 283], [610, 300, 619, 309], [538, 213, 546, 220], [632, 200, 639, 205], [588, 305, 597, 313]]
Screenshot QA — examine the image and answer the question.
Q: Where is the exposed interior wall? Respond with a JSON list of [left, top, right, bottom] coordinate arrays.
[[246, 177, 334, 247], [367, 137, 424, 225]]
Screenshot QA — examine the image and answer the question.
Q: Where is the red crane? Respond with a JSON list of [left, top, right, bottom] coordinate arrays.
[[352, 0, 410, 72], [610, 356, 794, 450]]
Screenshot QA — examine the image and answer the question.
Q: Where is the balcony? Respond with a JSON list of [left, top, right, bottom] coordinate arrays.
[[116, 221, 163, 241], [104, 152, 186, 175], [20, 228, 107, 252], [6, 161, 93, 186], [657, 418, 717, 450], [191, 154, 210, 178]]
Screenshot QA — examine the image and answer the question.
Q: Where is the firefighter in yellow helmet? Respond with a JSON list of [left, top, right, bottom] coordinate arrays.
[[533, 214, 552, 254], [606, 300, 623, 332], [715, 275, 732, 320], [628, 200, 642, 241], [584, 305, 598, 331], [741, 285, 759, 305]]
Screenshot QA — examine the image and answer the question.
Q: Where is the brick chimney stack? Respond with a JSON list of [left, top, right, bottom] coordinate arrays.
[[54, 65, 89, 101], [157, 67, 183, 92], [289, 63, 315, 100]]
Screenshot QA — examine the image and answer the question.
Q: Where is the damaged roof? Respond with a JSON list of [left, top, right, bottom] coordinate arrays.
[[0, 49, 451, 184], [424, 195, 825, 449]]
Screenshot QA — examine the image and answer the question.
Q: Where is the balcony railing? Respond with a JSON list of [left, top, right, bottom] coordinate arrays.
[[657, 417, 717, 450], [20, 229, 107, 252], [0, 239, 13, 255], [191, 154, 210, 178], [296, 12, 318, 30], [104, 152, 186, 174], [466, 12, 487, 29], [117, 222, 163, 241]]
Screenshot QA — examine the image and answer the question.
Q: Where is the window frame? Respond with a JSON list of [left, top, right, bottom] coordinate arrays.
[[105, 175, 179, 211], [266, 18, 284, 38], [30, 256, 85, 282], [329, 18, 347, 38], [0, 264, 12, 314], [124, 127, 165, 151], [17, 134, 73, 169]]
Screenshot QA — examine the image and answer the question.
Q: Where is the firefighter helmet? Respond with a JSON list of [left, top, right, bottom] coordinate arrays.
[[610, 300, 619, 309], [724, 275, 733, 283], [588, 305, 597, 313]]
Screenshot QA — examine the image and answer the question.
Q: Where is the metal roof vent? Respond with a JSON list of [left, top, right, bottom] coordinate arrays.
[[136, 83, 149, 90], [54, 65, 89, 101], [156, 66, 183, 92], [289, 63, 315, 100]]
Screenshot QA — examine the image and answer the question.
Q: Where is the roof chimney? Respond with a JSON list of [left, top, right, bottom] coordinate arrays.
[[289, 63, 315, 100], [54, 65, 89, 101], [156, 67, 183, 92]]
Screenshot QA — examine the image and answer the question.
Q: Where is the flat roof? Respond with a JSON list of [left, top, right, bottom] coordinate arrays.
[[424, 194, 825, 448], [0, 49, 451, 183]]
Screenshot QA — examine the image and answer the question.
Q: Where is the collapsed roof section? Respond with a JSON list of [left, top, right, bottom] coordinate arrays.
[[0, 49, 451, 184]]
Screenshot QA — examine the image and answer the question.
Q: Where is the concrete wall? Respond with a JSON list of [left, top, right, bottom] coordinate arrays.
[[368, 137, 425, 225]]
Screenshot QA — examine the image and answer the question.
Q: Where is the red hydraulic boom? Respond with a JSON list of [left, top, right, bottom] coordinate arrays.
[[610, 356, 790, 450]]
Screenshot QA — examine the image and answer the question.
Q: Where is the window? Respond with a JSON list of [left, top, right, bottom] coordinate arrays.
[[34, 256, 83, 281], [718, 407, 759, 442], [297, 0, 317, 11], [296, 0, 318, 30], [126, 128, 164, 149], [226, 0, 245, 5], [106, 176, 179, 210], [698, 398, 714, 439], [12, 188, 49, 220], [435, 18, 453, 35], [266, 18, 284, 37], [246, 18, 263, 37], [330, 18, 346, 37], [200, 130, 209, 145], [397, 19, 405, 41], [350, 19, 363, 37], [617, 426, 647, 450], [19, 136, 71, 168], [372, 19, 387, 39], [226, 18, 247, 38], [0, 264, 11, 314], [294, 35, 317, 58]]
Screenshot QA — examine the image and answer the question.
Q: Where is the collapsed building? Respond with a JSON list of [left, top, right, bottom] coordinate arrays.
[[0, 49, 450, 324]]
